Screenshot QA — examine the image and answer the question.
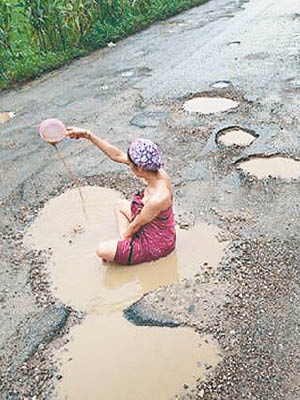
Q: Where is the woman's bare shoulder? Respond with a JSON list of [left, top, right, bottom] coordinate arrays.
[[149, 182, 172, 210]]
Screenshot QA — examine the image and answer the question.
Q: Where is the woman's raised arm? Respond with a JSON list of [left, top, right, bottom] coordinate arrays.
[[66, 127, 129, 165]]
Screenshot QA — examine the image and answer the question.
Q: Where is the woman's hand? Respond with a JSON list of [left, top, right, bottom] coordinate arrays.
[[66, 126, 91, 140]]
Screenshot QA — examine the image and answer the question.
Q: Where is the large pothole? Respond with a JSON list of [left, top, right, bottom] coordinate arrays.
[[24, 186, 227, 312], [183, 97, 239, 114], [24, 186, 226, 400], [216, 126, 257, 147], [236, 155, 300, 180], [54, 313, 221, 400]]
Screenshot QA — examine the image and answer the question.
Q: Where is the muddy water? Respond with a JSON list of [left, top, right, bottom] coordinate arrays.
[[183, 97, 238, 114], [218, 127, 256, 146], [25, 186, 226, 312], [24, 186, 225, 399], [55, 313, 221, 400], [238, 156, 300, 179]]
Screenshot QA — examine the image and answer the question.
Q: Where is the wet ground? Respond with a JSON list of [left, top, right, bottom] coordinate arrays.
[[0, 0, 300, 398]]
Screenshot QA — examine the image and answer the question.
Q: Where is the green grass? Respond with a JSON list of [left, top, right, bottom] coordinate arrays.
[[0, 0, 209, 91]]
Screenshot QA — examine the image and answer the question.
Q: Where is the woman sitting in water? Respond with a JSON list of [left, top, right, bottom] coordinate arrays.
[[67, 127, 176, 265]]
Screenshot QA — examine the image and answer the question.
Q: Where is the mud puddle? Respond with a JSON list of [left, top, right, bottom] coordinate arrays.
[[24, 186, 225, 399], [237, 156, 300, 179], [183, 97, 239, 114], [55, 313, 221, 400], [24, 186, 226, 312], [217, 126, 257, 147]]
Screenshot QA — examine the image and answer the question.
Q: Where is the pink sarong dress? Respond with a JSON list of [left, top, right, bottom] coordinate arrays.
[[114, 190, 176, 265]]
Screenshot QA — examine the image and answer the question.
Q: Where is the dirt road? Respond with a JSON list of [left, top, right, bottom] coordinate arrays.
[[0, 0, 299, 398]]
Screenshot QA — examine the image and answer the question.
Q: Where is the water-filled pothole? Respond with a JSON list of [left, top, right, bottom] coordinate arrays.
[[237, 155, 300, 180], [183, 97, 239, 114], [24, 186, 226, 312], [24, 186, 226, 399], [217, 126, 257, 147], [0, 112, 15, 124], [55, 313, 221, 400]]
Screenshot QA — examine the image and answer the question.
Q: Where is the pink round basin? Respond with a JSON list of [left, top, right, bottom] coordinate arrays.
[[39, 119, 66, 143]]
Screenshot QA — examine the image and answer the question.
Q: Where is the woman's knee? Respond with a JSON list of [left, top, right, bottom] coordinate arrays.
[[96, 241, 117, 262], [96, 242, 105, 258], [114, 199, 130, 214]]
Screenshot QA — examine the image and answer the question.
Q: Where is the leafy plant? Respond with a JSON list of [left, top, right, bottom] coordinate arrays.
[[0, 1, 14, 52], [0, 0, 209, 90]]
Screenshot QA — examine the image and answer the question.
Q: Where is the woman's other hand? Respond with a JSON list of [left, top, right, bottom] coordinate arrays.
[[66, 127, 91, 140]]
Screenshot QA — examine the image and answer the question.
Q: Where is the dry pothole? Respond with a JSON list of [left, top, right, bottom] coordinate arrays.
[[236, 155, 300, 180], [216, 126, 257, 147], [0, 112, 15, 124], [183, 97, 239, 114]]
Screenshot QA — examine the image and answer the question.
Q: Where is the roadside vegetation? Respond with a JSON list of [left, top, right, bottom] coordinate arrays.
[[0, 0, 208, 91]]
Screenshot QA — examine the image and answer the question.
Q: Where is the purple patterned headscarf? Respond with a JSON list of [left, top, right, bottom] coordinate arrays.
[[128, 138, 162, 171]]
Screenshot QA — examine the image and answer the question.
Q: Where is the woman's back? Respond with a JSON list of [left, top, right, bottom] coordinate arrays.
[[115, 189, 176, 265]]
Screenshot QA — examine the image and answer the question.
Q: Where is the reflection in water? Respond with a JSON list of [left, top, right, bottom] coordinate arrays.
[[24, 186, 225, 400], [87, 253, 180, 314], [104, 257, 178, 289]]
